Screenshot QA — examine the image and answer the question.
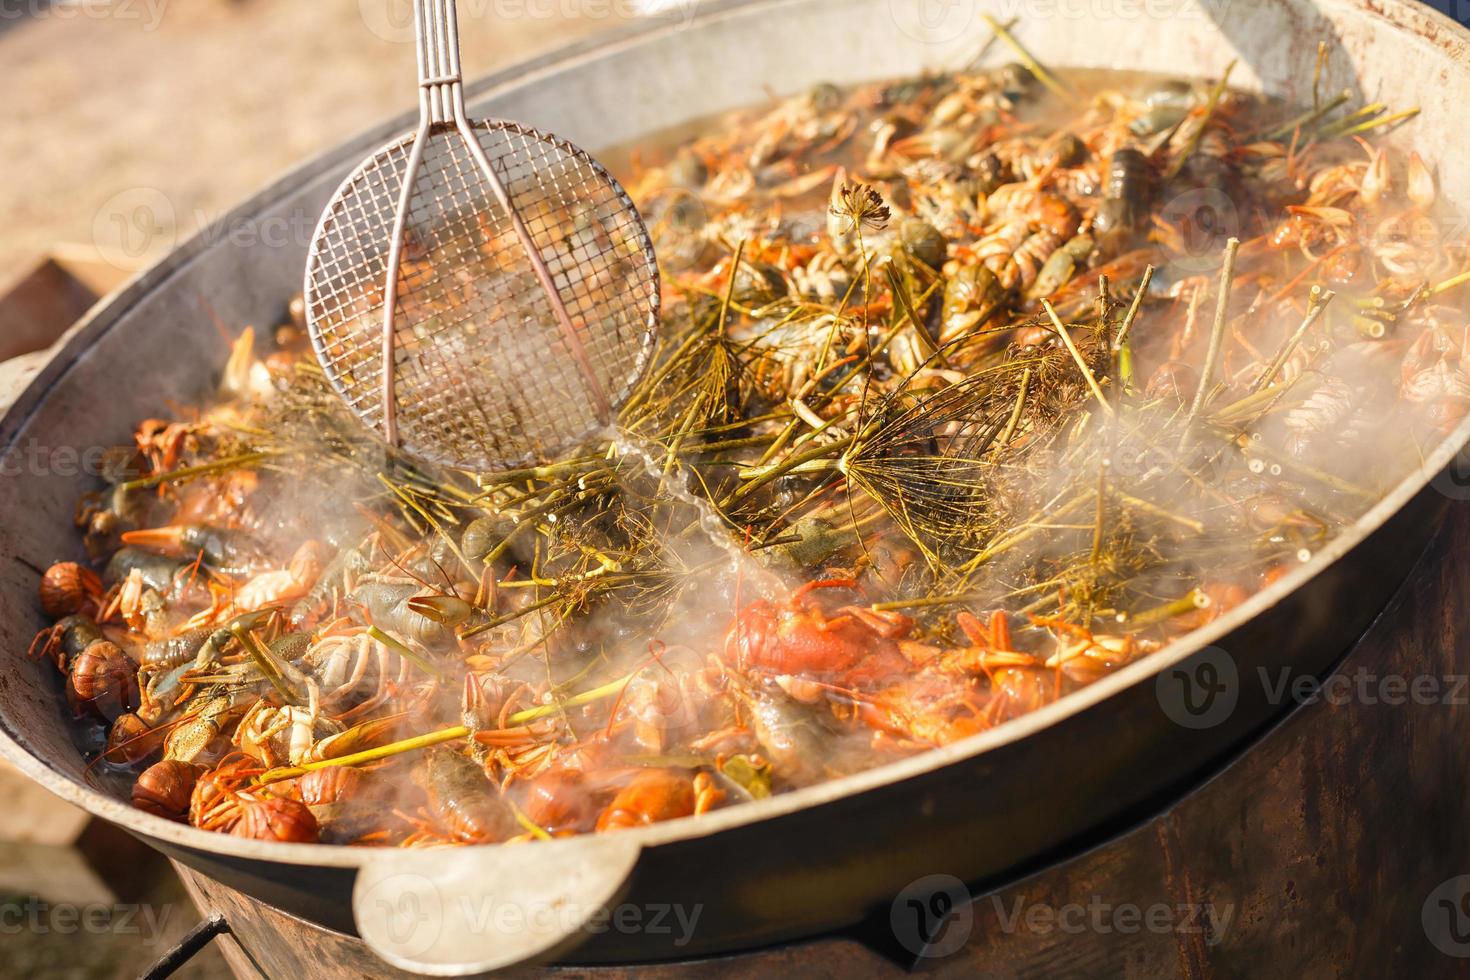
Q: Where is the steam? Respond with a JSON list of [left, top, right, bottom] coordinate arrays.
[[73, 64, 1467, 846]]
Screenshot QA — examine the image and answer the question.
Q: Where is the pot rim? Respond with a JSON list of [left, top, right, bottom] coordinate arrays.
[[2, 0, 1467, 871]]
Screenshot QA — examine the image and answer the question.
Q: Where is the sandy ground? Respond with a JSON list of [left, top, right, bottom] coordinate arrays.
[[0, 3, 621, 977], [1, 870, 230, 980], [0, 0, 619, 275]]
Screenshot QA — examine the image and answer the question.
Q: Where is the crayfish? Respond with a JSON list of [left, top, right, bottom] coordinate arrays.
[[721, 578, 915, 686], [595, 768, 722, 832]]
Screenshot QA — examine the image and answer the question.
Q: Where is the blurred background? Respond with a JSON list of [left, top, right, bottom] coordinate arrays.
[[1, 0, 631, 275], [0, 3, 647, 977]]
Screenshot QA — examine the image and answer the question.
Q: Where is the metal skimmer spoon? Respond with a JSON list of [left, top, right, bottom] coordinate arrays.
[[304, 0, 659, 471]]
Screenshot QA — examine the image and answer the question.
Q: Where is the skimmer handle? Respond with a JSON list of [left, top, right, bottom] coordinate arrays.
[[376, 0, 612, 451], [415, 0, 468, 126]]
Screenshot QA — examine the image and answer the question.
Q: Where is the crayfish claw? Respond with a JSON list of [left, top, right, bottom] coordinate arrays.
[[120, 526, 190, 555]]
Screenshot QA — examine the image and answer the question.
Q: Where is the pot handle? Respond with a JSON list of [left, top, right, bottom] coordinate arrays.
[[352, 833, 643, 975]]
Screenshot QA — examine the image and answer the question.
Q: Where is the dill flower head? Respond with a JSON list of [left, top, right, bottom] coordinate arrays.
[[829, 182, 892, 234]]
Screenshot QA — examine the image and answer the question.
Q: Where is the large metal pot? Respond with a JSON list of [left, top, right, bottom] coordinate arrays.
[[3, 0, 1469, 973]]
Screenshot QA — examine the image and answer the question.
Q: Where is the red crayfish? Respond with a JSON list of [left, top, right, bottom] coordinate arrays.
[[721, 578, 915, 686]]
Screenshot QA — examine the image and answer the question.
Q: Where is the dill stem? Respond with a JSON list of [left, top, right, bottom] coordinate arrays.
[[1248, 287, 1333, 395], [1166, 61, 1236, 179], [755, 418, 801, 466], [872, 591, 989, 612], [995, 366, 1032, 450], [1112, 265, 1155, 352], [716, 239, 746, 340], [120, 451, 274, 492], [1262, 90, 1350, 140], [1310, 102, 1387, 141], [681, 433, 782, 455], [462, 590, 566, 637], [1122, 589, 1209, 627], [671, 408, 789, 440], [254, 673, 635, 784], [1430, 267, 1470, 297], [1314, 101, 1384, 135], [620, 326, 708, 419], [493, 474, 590, 511], [1210, 383, 1295, 425], [1042, 300, 1113, 416], [1114, 492, 1205, 534], [1323, 107, 1418, 140], [1180, 237, 1241, 447], [230, 625, 293, 703], [960, 493, 1091, 574], [979, 13, 1073, 104], [1311, 41, 1328, 110], [724, 433, 857, 507], [1090, 460, 1108, 568], [476, 455, 601, 486], [256, 727, 469, 784], [1237, 436, 1375, 499], [661, 398, 703, 483], [365, 626, 444, 677]]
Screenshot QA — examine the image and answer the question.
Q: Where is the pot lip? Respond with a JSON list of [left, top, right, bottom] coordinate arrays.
[[2, 0, 1468, 871]]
